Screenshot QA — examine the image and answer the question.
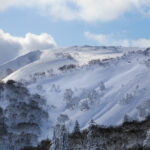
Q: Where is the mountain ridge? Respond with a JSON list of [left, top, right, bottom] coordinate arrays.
[[1, 46, 150, 137]]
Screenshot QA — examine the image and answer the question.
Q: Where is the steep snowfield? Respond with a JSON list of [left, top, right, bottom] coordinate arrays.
[[0, 50, 42, 80], [1, 46, 150, 137]]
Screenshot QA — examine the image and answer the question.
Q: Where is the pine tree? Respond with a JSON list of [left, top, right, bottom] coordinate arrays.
[[123, 114, 131, 123], [87, 119, 97, 149], [99, 81, 105, 91], [59, 125, 69, 150], [0, 107, 7, 136], [73, 120, 80, 133], [51, 125, 60, 150], [89, 119, 96, 127], [51, 124, 69, 150]]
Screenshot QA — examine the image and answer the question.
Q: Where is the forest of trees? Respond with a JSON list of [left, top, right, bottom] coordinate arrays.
[[0, 80, 48, 150], [50, 118, 150, 150], [1, 80, 150, 150]]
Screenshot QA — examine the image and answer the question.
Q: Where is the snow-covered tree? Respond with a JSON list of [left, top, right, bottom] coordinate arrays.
[[51, 124, 69, 150], [51, 84, 61, 93], [47, 69, 54, 77], [0, 107, 7, 137], [51, 124, 61, 150], [119, 92, 134, 105], [73, 120, 80, 133], [87, 120, 97, 149], [63, 89, 77, 110], [136, 106, 146, 119], [87, 89, 99, 106], [59, 125, 69, 150], [89, 119, 96, 127], [99, 81, 105, 91], [79, 98, 89, 111], [143, 130, 150, 147], [123, 114, 131, 123]]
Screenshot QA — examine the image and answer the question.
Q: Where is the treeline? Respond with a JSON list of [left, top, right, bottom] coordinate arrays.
[[50, 118, 150, 150]]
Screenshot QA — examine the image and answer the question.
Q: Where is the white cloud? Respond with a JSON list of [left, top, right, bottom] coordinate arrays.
[[0, 29, 56, 65], [0, 0, 150, 22], [84, 31, 150, 48]]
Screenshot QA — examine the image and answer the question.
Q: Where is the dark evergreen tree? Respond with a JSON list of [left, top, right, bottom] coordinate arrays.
[[51, 124, 69, 150], [0, 107, 7, 137], [59, 125, 69, 150], [73, 120, 80, 133]]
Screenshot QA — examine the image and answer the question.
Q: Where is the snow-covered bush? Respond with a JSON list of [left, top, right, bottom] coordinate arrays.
[[119, 93, 134, 105], [98, 81, 105, 91], [50, 84, 61, 93], [47, 68, 54, 77], [59, 64, 76, 72], [36, 84, 43, 91]]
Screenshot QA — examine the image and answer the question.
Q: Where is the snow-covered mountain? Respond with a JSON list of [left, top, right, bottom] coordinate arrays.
[[1, 46, 150, 136], [0, 50, 41, 80]]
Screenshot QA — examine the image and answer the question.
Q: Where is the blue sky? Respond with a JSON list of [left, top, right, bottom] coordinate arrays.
[[1, 7, 150, 47], [0, 0, 150, 64]]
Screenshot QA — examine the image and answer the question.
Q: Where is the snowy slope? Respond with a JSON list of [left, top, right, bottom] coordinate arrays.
[[2, 46, 124, 81], [1, 46, 150, 137], [0, 50, 42, 80]]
